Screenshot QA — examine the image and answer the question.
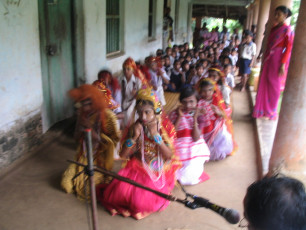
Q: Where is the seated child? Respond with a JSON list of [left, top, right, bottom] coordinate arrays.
[[181, 60, 190, 83], [197, 79, 235, 161], [199, 59, 210, 78], [186, 64, 196, 86], [119, 58, 147, 128], [185, 53, 192, 64], [96, 88, 181, 219], [156, 49, 163, 57], [169, 86, 210, 185], [224, 64, 235, 90], [148, 57, 170, 106], [163, 55, 173, 77], [173, 45, 180, 59], [208, 67, 232, 107], [191, 49, 199, 64], [222, 56, 233, 67], [229, 48, 238, 68], [190, 63, 204, 87], [93, 70, 123, 118], [61, 85, 120, 199], [167, 60, 184, 92], [199, 51, 206, 60], [183, 42, 189, 51]]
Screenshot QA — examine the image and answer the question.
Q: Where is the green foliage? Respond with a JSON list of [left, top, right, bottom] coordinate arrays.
[[224, 19, 243, 34], [202, 17, 223, 31], [200, 17, 242, 33], [290, 0, 301, 30]]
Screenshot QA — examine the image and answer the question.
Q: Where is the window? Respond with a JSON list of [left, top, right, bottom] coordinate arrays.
[[106, 0, 122, 54], [148, 0, 156, 38]]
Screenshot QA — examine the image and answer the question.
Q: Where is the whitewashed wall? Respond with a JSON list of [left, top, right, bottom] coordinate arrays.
[[0, 0, 42, 132], [175, 0, 191, 45], [83, 0, 164, 82], [164, 0, 193, 46]]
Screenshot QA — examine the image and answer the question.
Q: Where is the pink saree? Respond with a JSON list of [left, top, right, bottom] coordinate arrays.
[[253, 24, 294, 120]]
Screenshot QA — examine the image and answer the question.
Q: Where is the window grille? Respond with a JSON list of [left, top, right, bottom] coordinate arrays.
[[148, 0, 156, 38], [106, 0, 121, 54]]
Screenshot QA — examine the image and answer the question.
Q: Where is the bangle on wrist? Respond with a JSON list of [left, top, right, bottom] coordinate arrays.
[[125, 138, 135, 148], [153, 134, 163, 145]]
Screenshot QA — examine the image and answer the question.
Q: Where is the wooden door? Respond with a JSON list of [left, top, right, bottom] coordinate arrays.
[[39, 0, 75, 132]]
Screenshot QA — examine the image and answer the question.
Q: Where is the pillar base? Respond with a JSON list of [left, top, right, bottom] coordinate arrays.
[[269, 167, 306, 185]]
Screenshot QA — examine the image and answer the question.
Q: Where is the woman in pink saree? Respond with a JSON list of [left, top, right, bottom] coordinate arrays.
[[253, 6, 294, 120]]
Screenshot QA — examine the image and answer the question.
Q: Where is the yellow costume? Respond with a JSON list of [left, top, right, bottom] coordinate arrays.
[[61, 85, 120, 200]]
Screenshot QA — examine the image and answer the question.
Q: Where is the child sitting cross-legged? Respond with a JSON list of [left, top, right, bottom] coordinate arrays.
[[197, 79, 236, 161], [167, 60, 184, 92], [207, 67, 232, 109], [169, 86, 210, 185], [96, 88, 181, 220]]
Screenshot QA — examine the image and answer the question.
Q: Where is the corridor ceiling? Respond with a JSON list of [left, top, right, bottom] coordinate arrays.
[[192, 0, 253, 20]]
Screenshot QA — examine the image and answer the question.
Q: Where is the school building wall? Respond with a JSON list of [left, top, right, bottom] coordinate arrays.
[[175, 0, 192, 45], [83, 0, 164, 82], [0, 0, 43, 169]]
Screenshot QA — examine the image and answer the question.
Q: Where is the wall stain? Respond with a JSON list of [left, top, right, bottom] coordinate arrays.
[[6, 0, 21, 6], [1, 0, 24, 26]]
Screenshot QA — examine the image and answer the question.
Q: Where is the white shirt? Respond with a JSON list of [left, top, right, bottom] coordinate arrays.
[[229, 54, 238, 66], [120, 74, 142, 111], [150, 69, 169, 88], [190, 75, 199, 86], [150, 69, 168, 106], [224, 40, 230, 48], [240, 42, 256, 60], [226, 73, 235, 89], [219, 84, 231, 105]]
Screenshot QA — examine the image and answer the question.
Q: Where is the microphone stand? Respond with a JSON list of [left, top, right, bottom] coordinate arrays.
[[68, 159, 240, 224], [85, 129, 99, 230], [72, 129, 99, 230]]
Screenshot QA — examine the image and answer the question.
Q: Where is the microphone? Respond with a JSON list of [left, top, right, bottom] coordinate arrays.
[[192, 195, 240, 224]]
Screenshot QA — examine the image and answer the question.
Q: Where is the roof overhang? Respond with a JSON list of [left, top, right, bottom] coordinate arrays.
[[192, 0, 253, 20], [191, 0, 253, 6]]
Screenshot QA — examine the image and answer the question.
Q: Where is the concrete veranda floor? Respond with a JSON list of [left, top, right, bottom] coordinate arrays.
[[0, 90, 258, 230]]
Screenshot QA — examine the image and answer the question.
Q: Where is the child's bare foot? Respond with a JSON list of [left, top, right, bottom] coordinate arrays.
[[121, 210, 131, 217], [134, 212, 150, 220], [110, 209, 118, 216]]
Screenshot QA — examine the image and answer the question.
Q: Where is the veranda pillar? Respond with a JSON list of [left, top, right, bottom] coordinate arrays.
[[255, 0, 271, 56], [248, 4, 254, 30], [252, 0, 260, 28], [269, 1, 306, 184], [245, 6, 251, 30], [196, 17, 202, 29]]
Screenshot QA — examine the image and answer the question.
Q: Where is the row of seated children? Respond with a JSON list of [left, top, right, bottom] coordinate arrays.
[[60, 45, 236, 220], [153, 42, 239, 108]]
